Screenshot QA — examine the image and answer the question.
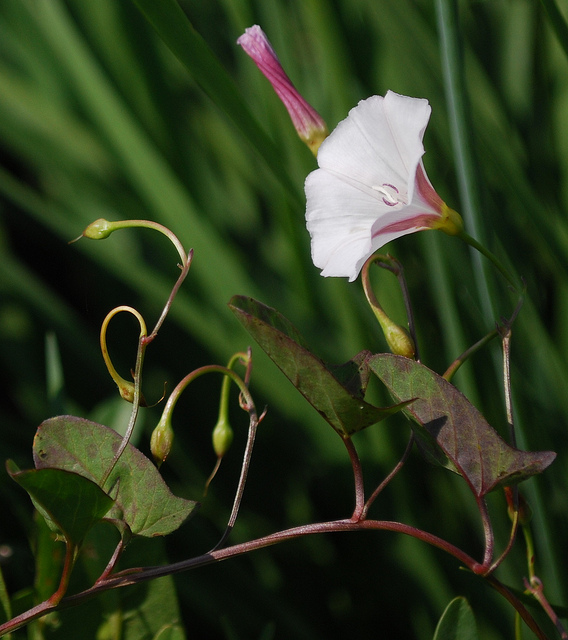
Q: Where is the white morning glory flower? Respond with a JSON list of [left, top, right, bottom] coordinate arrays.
[[305, 91, 462, 281]]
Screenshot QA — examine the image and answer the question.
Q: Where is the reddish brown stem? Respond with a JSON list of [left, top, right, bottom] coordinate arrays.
[[0, 519, 547, 638], [342, 437, 365, 520]]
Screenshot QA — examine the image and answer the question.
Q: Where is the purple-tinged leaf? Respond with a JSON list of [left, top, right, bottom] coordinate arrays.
[[33, 416, 199, 537], [369, 354, 556, 497], [229, 296, 409, 437], [6, 460, 114, 546]]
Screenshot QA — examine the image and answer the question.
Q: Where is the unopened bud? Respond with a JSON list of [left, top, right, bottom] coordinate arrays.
[[237, 25, 328, 156], [383, 323, 416, 359], [212, 417, 233, 458], [150, 416, 174, 467], [116, 380, 147, 407], [82, 218, 115, 240]]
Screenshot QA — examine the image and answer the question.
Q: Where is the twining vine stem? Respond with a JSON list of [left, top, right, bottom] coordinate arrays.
[[61, 519, 547, 640]]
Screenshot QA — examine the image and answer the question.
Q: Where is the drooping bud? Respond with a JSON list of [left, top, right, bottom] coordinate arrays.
[[361, 255, 416, 358], [82, 218, 115, 240], [237, 25, 328, 155], [380, 321, 416, 359], [116, 379, 147, 407], [212, 416, 234, 459], [150, 415, 174, 467]]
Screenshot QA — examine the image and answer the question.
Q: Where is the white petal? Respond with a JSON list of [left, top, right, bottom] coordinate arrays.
[[306, 169, 395, 281], [304, 91, 439, 281], [315, 92, 431, 195]]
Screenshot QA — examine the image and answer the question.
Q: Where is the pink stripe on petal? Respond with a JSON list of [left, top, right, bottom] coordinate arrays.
[[372, 214, 440, 238]]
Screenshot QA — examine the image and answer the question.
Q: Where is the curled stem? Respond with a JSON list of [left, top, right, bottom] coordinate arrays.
[[80, 218, 189, 269], [375, 254, 419, 360], [361, 253, 417, 359], [100, 306, 147, 404], [158, 364, 260, 548], [100, 329, 147, 489]]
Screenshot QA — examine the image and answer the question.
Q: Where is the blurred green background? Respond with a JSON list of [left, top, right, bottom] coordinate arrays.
[[1, 0, 567, 638]]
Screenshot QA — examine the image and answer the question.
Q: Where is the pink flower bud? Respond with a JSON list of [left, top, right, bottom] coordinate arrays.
[[237, 25, 328, 155]]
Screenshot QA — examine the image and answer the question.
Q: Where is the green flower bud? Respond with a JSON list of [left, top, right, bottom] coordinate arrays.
[[116, 379, 147, 407], [383, 323, 416, 359], [212, 416, 233, 458], [150, 416, 174, 467], [82, 218, 114, 240]]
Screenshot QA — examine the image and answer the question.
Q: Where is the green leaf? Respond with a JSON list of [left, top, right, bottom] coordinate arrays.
[[369, 354, 556, 497], [32, 416, 199, 538], [6, 460, 114, 546], [229, 296, 409, 437], [433, 597, 479, 640]]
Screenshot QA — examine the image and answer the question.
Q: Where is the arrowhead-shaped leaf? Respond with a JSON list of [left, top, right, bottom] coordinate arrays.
[[33, 416, 199, 537], [229, 296, 409, 437], [6, 460, 114, 546], [369, 354, 556, 497]]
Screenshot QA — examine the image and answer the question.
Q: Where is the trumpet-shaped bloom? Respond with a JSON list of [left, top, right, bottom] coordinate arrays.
[[237, 25, 328, 154], [305, 91, 461, 281]]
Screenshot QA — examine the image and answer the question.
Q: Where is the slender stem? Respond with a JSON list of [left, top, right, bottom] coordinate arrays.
[[361, 253, 416, 359], [100, 334, 146, 489], [485, 575, 550, 640], [342, 437, 365, 520], [442, 328, 498, 382], [523, 523, 537, 583], [96, 539, 127, 583], [524, 576, 568, 639], [159, 365, 253, 437], [104, 219, 189, 268], [487, 508, 519, 575], [477, 498, 495, 572], [376, 255, 420, 361], [458, 231, 520, 292], [361, 433, 415, 519], [74, 519, 484, 588], [157, 364, 259, 551], [99, 305, 147, 401], [145, 249, 193, 343], [211, 406, 265, 551], [48, 541, 77, 605], [0, 518, 548, 638]]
